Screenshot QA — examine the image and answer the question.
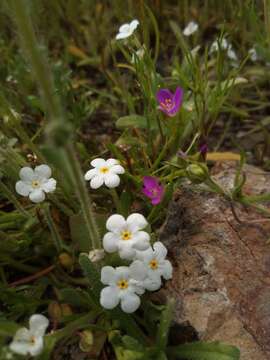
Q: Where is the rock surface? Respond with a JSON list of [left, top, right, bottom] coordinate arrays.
[[160, 161, 270, 360]]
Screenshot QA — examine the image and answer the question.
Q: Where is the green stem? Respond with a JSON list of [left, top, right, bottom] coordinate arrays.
[[66, 144, 101, 249], [42, 203, 67, 253], [110, 188, 122, 213], [0, 180, 30, 217], [10, 0, 63, 131]]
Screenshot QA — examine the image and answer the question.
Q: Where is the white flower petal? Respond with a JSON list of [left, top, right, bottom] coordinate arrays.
[[106, 158, 119, 167], [130, 19, 139, 32], [144, 277, 162, 291], [42, 178, 56, 193], [129, 260, 147, 281], [9, 328, 31, 355], [28, 337, 43, 356], [115, 266, 130, 279], [29, 314, 49, 337], [15, 181, 31, 196], [110, 164, 125, 174], [34, 165, 52, 179], [100, 286, 119, 309], [160, 260, 173, 280], [29, 190, 45, 203], [19, 167, 34, 182], [127, 213, 148, 232], [132, 231, 150, 250], [118, 244, 136, 260], [103, 232, 119, 253], [101, 266, 116, 285], [104, 173, 120, 188], [153, 241, 167, 260], [183, 21, 198, 36], [90, 175, 104, 189], [90, 158, 106, 168], [120, 293, 140, 313], [116, 32, 131, 40], [10, 342, 30, 356], [84, 168, 97, 180], [119, 23, 130, 33], [106, 214, 126, 232]]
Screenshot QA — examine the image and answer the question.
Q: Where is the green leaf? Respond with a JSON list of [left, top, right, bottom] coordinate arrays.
[[59, 288, 92, 310], [167, 341, 240, 360], [116, 115, 148, 129], [0, 320, 20, 337], [79, 254, 102, 305], [70, 212, 107, 252], [156, 298, 175, 351]]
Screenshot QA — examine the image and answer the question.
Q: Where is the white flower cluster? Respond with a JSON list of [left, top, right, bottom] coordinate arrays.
[[100, 213, 173, 313], [210, 37, 238, 62]]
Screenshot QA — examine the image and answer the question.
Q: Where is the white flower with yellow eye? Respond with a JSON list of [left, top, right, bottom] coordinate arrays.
[[103, 213, 150, 260], [9, 314, 49, 357], [84, 158, 125, 189], [100, 264, 146, 313], [116, 19, 139, 40], [15, 165, 56, 203], [134, 241, 173, 291]]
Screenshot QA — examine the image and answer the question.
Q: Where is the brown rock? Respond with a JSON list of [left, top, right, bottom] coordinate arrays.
[[160, 161, 270, 360]]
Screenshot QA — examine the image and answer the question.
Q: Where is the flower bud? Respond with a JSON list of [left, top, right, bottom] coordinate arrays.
[[186, 163, 208, 184], [88, 249, 105, 263], [79, 330, 94, 352], [58, 253, 73, 269], [61, 304, 73, 316], [48, 301, 62, 322]]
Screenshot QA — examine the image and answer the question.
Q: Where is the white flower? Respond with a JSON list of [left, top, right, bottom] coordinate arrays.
[[15, 165, 57, 203], [9, 314, 49, 357], [84, 158, 125, 189], [100, 264, 146, 313], [210, 38, 237, 61], [103, 213, 150, 260], [116, 19, 139, 40], [227, 44, 238, 61], [134, 241, 173, 291], [88, 249, 105, 263], [183, 21, 198, 36], [248, 47, 258, 62]]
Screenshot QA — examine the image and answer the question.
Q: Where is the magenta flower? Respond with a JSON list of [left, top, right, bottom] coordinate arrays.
[[142, 176, 164, 205], [156, 86, 184, 117]]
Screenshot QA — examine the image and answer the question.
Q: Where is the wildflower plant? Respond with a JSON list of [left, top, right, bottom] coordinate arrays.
[[3, 0, 267, 359]]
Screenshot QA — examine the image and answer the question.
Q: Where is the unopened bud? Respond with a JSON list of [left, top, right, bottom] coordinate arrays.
[[61, 303, 73, 316], [79, 330, 94, 352], [48, 301, 62, 322], [88, 249, 105, 263], [186, 163, 208, 184], [58, 253, 73, 269]]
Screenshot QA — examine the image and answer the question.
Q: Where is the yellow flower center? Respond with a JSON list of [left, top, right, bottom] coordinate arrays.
[[121, 230, 132, 241], [30, 336, 36, 344], [31, 180, 40, 189], [100, 167, 109, 174], [149, 259, 159, 270], [117, 279, 129, 289]]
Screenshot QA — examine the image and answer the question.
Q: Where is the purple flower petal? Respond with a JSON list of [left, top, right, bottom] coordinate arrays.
[[173, 86, 184, 110], [142, 176, 164, 206], [143, 176, 158, 189], [156, 89, 173, 104]]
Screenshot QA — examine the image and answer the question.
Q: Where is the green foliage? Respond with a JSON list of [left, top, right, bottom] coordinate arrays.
[[167, 341, 240, 360]]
